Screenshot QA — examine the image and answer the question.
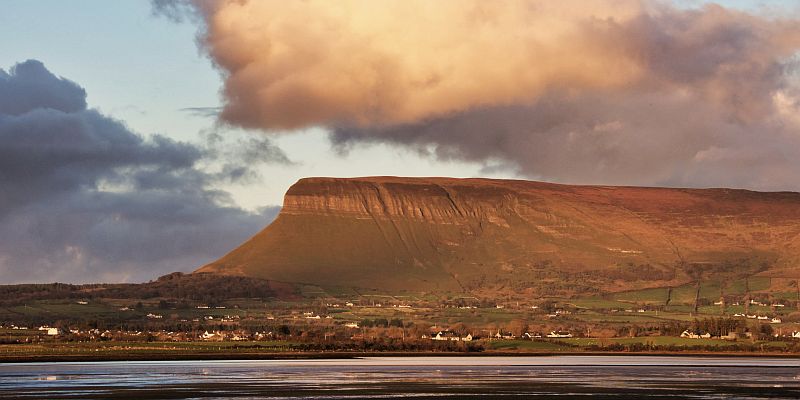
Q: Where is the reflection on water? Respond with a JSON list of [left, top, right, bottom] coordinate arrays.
[[1, 356, 799, 399]]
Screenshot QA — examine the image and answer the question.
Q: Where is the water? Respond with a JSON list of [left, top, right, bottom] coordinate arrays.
[[1, 356, 799, 399]]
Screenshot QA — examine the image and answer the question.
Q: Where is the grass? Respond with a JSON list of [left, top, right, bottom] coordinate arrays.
[[612, 277, 773, 305], [567, 298, 634, 309], [556, 336, 791, 349]]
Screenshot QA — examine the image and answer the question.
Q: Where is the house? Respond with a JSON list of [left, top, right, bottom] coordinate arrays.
[[201, 331, 220, 340], [146, 313, 163, 319], [546, 331, 572, 338], [344, 322, 359, 328], [680, 330, 711, 339], [432, 331, 473, 341], [770, 317, 782, 324], [433, 331, 461, 341], [792, 331, 800, 339], [76, 301, 88, 305], [757, 315, 769, 320], [523, 332, 542, 339], [43, 327, 61, 336], [494, 331, 516, 340], [733, 313, 745, 317]]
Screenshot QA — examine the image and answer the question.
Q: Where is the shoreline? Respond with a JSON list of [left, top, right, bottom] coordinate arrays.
[[2, 350, 799, 363]]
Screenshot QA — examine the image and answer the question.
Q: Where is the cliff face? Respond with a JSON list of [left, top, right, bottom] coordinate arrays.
[[198, 177, 800, 295]]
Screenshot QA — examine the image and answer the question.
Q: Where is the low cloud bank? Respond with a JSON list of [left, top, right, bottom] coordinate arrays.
[[0, 60, 282, 283]]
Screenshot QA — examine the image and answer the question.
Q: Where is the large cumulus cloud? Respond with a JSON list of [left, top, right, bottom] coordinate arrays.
[[161, 0, 800, 191], [0, 60, 281, 283]]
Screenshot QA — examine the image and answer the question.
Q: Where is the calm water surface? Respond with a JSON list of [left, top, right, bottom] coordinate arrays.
[[1, 356, 799, 399]]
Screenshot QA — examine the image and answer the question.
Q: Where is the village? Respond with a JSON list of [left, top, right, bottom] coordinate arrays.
[[2, 292, 800, 355]]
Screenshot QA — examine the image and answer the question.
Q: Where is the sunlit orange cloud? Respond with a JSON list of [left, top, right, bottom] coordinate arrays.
[[191, 0, 800, 131], [164, 0, 800, 191]]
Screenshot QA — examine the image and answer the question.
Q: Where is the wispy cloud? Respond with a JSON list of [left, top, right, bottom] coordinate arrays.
[[179, 106, 221, 118]]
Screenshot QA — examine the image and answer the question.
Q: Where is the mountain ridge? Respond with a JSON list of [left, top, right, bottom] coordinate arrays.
[[198, 176, 800, 296]]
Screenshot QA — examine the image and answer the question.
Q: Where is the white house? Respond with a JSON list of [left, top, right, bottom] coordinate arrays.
[[494, 331, 516, 340], [201, 331, 218, 340], [546, 331, 573, 338], [792, 331, 800, 339], [770, 317, 782, 324], [432, 331, 472, 341], [433, 331, 461, 341], [680, 330, 711, 339]]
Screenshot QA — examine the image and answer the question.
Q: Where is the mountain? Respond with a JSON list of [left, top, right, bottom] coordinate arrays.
[[197, 177, 800, 296]]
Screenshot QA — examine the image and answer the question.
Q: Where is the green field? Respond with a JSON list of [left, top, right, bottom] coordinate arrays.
[[613, 277, 772, 305]]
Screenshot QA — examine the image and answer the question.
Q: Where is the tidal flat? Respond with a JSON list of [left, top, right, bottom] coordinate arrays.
[[1, 356, 799, 399]]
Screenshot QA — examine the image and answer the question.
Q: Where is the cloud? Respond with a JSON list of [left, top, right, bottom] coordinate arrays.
[[165, 0, 800, 191], [179, 106, 221, 118], [0, 60, 87, 116], [0, 60, 282, 283]]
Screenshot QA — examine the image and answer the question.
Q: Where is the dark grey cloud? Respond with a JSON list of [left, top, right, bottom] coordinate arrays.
[[0, 60, 86, 116], [332, 88, 800, 191], [180, 106, 221, 118], [0, 60, 282, 284]]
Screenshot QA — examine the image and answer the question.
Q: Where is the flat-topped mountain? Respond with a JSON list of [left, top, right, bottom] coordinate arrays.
[[197, 177, 800, 296]]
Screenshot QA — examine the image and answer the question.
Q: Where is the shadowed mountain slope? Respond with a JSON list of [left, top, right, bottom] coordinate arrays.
[[198, 177, 800, 295]]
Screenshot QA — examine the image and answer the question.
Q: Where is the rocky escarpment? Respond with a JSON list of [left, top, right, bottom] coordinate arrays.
[[198, 177, 800, 295]]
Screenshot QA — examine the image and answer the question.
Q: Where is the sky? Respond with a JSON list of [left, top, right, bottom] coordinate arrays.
[[0, 0, 798, 283]]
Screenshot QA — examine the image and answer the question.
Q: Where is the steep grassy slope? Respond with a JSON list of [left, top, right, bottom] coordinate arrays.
[[198, 177, 800, 295]]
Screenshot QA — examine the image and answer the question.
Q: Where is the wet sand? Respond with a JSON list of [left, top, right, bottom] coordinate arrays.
[[1, 356, 799, 399]]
